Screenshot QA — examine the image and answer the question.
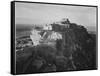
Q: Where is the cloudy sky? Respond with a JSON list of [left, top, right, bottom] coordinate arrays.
[[15, 2, 97, 31]]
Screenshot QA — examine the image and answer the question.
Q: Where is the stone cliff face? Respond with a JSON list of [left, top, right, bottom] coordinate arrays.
[[52, 19, 96, 70], [16, 19, 97, 74]]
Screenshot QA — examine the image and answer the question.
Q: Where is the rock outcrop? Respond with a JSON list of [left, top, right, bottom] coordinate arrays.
[[16, 18, 96, 74]]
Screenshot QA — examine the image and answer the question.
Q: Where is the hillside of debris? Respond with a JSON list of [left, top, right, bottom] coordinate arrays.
[[16, 19, 97, 74]]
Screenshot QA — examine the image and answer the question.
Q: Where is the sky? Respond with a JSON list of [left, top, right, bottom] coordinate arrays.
[[15, 2, 97, 31]]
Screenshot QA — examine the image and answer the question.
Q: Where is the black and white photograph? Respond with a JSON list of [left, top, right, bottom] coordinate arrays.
[[11, 1, 97, 75]]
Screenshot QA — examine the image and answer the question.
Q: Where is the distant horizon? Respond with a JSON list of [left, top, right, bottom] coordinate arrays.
[[15, 2, 97, 32], [16, 23, 96, 32]]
